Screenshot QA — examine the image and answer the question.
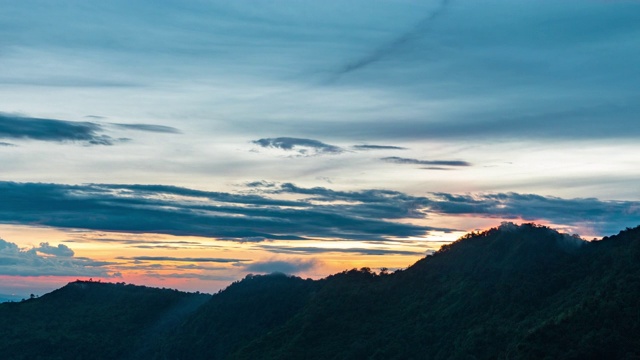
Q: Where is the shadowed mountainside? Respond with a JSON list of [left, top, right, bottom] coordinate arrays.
[[0, 281, 210, 360], [1, 223, 639, 359]]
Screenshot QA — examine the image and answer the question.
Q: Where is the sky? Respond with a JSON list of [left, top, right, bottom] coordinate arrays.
[[1, 0, 639, 296]]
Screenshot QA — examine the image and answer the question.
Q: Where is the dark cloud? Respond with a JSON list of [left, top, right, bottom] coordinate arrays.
[[0, 181, 442, 241], [421, 167, 454, 171], [245, 180, 277, 188], [0, 113, 115, 145], [0, 238, 112, 277], [427, 192, 640, 235], [270, 182, 437, 220], [34, 242, 74, 257], [382, 156, 471, 167], [110, 123, 182, 134], [0, 114, 180, 146], [252, 137, 343, 156], [244, 259, 318, 274], [0, 181, 637, 240], [353, 144, 407, 151], [269, 183, 640, 236], [119, 256, 249, 263]]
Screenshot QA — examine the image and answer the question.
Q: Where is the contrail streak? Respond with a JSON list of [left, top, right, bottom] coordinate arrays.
[[332, 0, 451, 79]]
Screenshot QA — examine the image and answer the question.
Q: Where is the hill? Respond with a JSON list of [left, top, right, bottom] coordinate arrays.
[[0, 281, 210, 360], [1, 223, 639, 359], [0, 293, 24, 303]]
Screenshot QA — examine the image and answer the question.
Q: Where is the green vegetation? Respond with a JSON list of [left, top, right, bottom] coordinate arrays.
[[1, 223, 639, 359]]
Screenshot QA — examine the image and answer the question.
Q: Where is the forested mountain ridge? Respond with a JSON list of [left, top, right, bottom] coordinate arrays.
[[1, 223, 639, 359], [0, 281, 210, 359]]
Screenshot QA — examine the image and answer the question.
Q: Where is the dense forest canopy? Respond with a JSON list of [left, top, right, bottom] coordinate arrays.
[[1, 223, 639, 359]]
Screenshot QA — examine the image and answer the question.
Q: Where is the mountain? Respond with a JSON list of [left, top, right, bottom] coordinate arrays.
[[1, 223, 639, 359], [0, 281, 210, 360]]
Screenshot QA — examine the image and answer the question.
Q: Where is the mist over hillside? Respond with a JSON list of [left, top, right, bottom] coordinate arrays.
[[1, 223, 639, 359]]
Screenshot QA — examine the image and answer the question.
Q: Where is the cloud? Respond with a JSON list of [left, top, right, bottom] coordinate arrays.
[[353, 144, 407, 151], [421, 167, 454, 171], [34, 242, 74, 257], [381, 156, 471, 167], [427, 192, 640, 235], [333, 0, 451, 78], [223, 1, 639, 143], [119, 256, 250, 263], [252, 137, 343, 156], [176, 264, 229, 271], [260, 245, 424, 256], [0, 113, 115, 145], [244, 259, 318, 274], [3, 1, 639, 148], [0, 181, 442, 241], [0, 238, 112, 277], [245, 180, 278, 188], [269, 183, 640, 236], [0, 181, 638, 241], [110, 123, 182, 134], [67, 236, 212, 249], [146, 272, 238, 282], [0, 114, 181, 146]]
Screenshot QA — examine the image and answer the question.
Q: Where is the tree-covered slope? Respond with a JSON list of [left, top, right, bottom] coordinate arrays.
[[1, 223, 639, 360], [163, 273, 319, 359], [232, 224, 640, 360], [0, 281, 210, 360]]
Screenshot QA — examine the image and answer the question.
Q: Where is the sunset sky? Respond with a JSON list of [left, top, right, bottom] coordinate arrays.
[[1, 0, 639, 297]]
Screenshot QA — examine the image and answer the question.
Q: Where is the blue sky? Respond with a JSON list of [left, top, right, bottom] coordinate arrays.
[[0, 0, 639, 295]]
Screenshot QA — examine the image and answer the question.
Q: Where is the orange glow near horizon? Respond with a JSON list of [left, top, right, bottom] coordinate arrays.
[[0, 223, 458, 295], [0, 217, 604, 296]]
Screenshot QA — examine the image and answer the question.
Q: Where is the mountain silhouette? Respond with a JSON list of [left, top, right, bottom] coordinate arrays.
[[0, 223, 638, 359]]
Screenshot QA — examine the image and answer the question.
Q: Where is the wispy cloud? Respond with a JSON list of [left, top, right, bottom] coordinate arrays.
[[332, 0, 451, 78], [67, 236, 211, 249], [145, 272, 238, 282], [353, 144, 407, 151], [252, 137, 343, 156], [110, 123, 182, 134], [260, 245, 424, 256], [118, 256, 250, 263], [244, 259, 318, 274], [381, 156, 471, 167]]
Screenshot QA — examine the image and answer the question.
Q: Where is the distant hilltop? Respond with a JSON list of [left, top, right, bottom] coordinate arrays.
[[0, 293, 23, 303]]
